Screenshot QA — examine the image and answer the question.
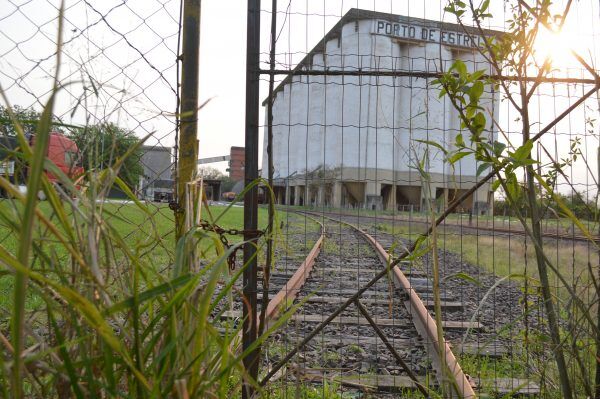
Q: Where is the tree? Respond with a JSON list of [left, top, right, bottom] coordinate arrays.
[[198, 166, 236, 192], [439, 2, 599, 397], [198, 166, 225, 180], [69, 123, 144, 189], [0, 105, 63, 136]]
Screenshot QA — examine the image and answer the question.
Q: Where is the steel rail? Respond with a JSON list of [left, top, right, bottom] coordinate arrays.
[[336, 216, 476, 398], [230, 218, 324, 386], [261, 218, 324, 324], [262, 214, 432, 396]]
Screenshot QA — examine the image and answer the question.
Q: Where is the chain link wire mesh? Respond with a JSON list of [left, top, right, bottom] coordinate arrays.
[[0, 0, 181, 262]]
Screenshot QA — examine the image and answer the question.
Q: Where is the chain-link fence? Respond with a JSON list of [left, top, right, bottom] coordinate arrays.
[[0, 0, 181, 286], [0, 0, 182, 255]]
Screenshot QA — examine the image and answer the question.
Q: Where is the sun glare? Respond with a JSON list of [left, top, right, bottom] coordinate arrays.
[[534, 27, 572, 66], [533, 24, 588, 70]]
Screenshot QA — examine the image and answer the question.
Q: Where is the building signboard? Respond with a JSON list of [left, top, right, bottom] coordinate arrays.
[[373, 20, 486, 49]]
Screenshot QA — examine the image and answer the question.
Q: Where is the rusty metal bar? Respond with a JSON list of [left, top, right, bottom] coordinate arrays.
[[353, 298, 430, 397], [259, 68, 599, 84], [242, 0, 261, 397], [175, 0, 201, 241], [264, 220, 323, 322], [258, 0, 278, 340]]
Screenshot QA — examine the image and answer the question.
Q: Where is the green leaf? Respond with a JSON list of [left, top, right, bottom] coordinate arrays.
[[452, 60, 467, 79], [443, 272, 482, 286], [470, 70, 486, 82], [455, 133, 465, 147], [493, 141, 507, 156], [105, 274, 195, 315], [512, 140, 533, 162], [472, 112, 487, 131], [466, 105, 476, 119], [480, 0, 490, 12], [476, 162, 491, 176], [409, 236, 432, 260], [469, 81, 484, 101], [448, 151, 471, 164], [505, 175, 520, 201], [491, 179, 501, 192]]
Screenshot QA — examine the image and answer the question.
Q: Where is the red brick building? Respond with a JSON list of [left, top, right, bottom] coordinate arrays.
[[228, 146, 245, 181]]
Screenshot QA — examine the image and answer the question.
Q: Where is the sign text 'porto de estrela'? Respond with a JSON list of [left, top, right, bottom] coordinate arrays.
[[374, 20, 485, 49]]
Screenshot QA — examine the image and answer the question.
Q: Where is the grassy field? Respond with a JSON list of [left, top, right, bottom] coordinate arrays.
[[0, 200, 268, 310]]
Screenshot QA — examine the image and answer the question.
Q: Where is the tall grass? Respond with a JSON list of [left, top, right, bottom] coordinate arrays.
[[0, 104, 281, 398], [0, 12, 284, 398]]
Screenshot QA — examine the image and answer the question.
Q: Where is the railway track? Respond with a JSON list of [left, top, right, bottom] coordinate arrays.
[[239, 213, 540, 398], [293, 207, 598, 244]]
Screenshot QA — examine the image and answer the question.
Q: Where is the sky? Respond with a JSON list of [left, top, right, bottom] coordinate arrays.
[[1, 0, 599, 194]]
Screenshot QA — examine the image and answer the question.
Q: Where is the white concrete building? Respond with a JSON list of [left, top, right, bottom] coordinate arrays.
[[262, 9, 500, 214]]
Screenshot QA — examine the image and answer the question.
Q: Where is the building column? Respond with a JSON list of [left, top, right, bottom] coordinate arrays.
[[473, 185, 492, 216], [317, 184, 324, 207], [332, 182, 342, 208], [385, 184, 396, 210], [294, 185, 301, 206], [365, 182, 381, 210], [285, 184, 291, 205], [304, 185, 310, 207]]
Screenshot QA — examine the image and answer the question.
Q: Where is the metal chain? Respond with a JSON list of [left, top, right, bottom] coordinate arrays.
[[198, 219, 265, 270]]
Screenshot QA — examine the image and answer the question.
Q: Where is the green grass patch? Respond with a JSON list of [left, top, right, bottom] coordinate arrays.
[[0, 201, 269, 311]]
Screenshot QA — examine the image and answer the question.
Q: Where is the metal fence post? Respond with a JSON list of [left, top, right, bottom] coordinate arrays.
[[243, 0, 261, 397], [176, 0, 201, 240]]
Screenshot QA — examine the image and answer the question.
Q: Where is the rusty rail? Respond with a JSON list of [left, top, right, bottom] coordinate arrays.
[[346, 222, 477, 398], [233, 217, 324, 366], [307, 212, 476, 398], [262, 218, 324, 324]]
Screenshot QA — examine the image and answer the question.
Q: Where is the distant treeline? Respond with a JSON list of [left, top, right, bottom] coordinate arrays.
[[494, 193, 599, 220]]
